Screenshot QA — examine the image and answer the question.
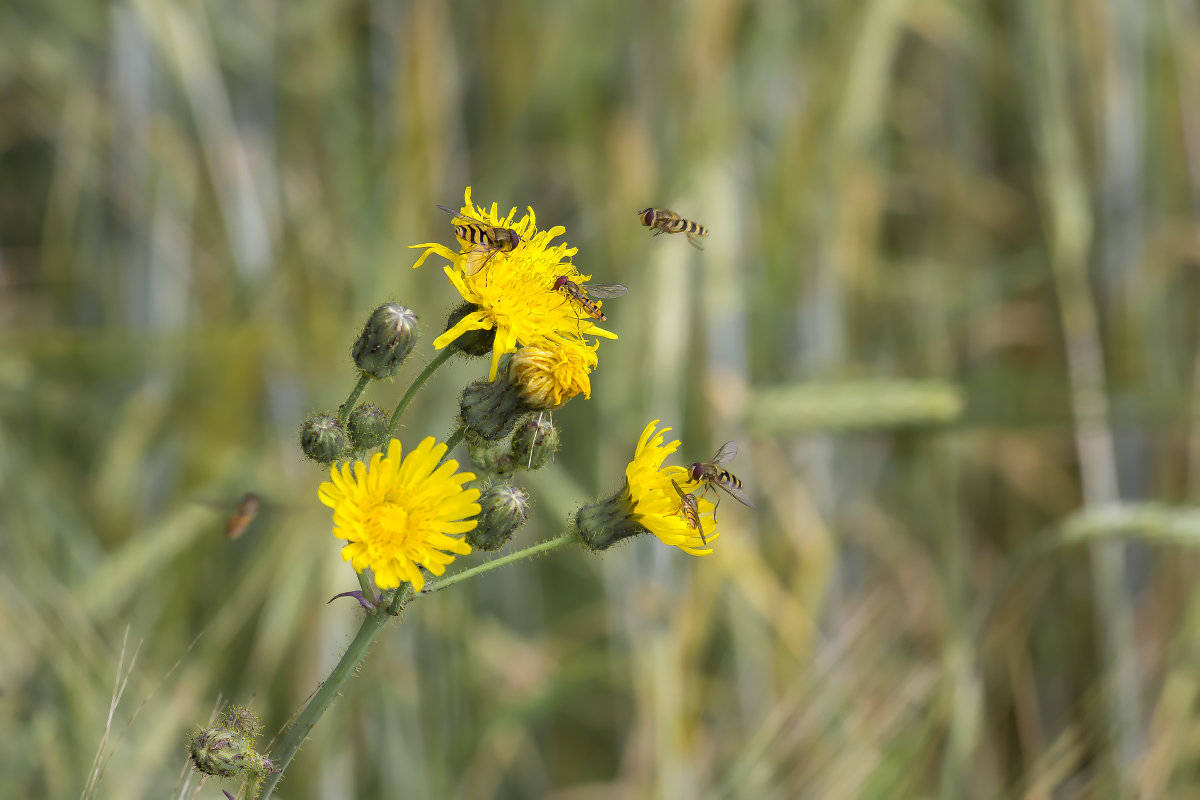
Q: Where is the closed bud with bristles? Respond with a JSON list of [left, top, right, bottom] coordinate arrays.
[[444, 302, 496, 357], [466, 429, 516, 477], [575, 484, 649, 552], [511, 413, 558, 470], [187, 706, 278, 794], [188, 727, 254, 779], [353, 303, 418, 379], [347, 403, 388, 450], [468, 484, 530, 551], [459, 355, 531, 441], [301, 413, 349, 464]]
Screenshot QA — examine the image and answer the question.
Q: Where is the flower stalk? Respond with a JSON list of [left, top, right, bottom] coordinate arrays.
[[386, 348, 455, 439], [260, 607, 393, 799], [337, 374, 371, 425]]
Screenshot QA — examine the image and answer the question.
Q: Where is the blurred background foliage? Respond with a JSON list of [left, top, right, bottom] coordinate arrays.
[[2, 0, 1200, 797]]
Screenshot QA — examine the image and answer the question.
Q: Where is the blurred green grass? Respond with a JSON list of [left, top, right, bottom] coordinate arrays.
[[3, 0, 1200, 798]]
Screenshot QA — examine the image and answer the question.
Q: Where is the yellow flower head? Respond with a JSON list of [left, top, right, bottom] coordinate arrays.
[[318, 437, 481, 591], [412, 186, 618, 380], [511, 344, 596, 409], [625, 420, 717, 555], [575, 420, 717, 555]]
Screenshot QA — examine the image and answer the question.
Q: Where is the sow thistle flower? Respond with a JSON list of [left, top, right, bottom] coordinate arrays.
[[318, 437, 481, 592], [411, 186, 617, 381], [576, 420, 718, 555]]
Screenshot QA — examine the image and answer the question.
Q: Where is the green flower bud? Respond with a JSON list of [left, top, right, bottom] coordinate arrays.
[[459, 355, 532, 441], [301, 413, 350, 464], [575, 484, 649, 552], [444, 302, 496, 357], [347, 403, 388, 450], [187, 707, 278, 792], [353, 303, 418, 379], [468, 484, 530, 551], [466, 429, 516, 478], [188, 727, 254, 779], [511, 412, 558, 470]]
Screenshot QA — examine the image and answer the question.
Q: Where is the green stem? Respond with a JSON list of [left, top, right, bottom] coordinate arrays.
[[421, 532, 576, 595], [442, 425, 466, 458], [337, 374, 371, 424], [260, 608, 391, 798], [386, 348, 456, 439]]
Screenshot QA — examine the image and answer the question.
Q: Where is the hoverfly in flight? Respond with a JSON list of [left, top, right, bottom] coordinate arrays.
[[672, 479, 706, 545], [637, 208, 709, 250], [225, 492, 263, 540], [437, 205, 522, 275], [689, 441, 753, 519], [553, 276, 628, 322]]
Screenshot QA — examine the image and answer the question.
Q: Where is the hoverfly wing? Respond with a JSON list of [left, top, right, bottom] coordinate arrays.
[[581, 283, 629, 300], [716, 478, 755, 509], [437, 205, 491, 227], [709, 441, 738, 468], [462, 244, 496, 276]]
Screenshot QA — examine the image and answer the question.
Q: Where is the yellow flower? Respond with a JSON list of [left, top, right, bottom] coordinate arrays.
[[510, 344, 595, 408], [625, 420, 717, 555], [318, 437, 481, 591], [575, 420, 717, 555], [411, 186, 618, 381]]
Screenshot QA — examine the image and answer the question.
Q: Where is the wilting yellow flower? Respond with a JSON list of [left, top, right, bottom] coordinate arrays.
[[411, 186, 617, 380], [318, 438, 481, 591], [575, 420, 717, 555], [625, 420, 716, 555], [510, 344, 596, 409]]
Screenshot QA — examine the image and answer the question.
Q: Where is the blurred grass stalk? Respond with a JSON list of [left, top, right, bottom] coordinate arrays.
[[745, 379, 963, 434], [1025, 0, 1142, 793]]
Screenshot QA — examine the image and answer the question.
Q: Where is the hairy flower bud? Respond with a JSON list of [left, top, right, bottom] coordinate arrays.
[[188, 727, 254, 779], [187, 706, 277, 795], [301, 413, 349, 464], [511, 412, 558, 470], [443, 302, 496, 357], [466, 430, 516, 477], [353, 303, 418, 379], [459, 355, 531, 441], [347, 403, 388, 450], [575, 485, 649, 552], [468, 484, 530, 551]]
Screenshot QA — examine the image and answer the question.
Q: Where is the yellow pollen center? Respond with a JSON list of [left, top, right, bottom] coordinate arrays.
[[369, 501, 412, 548]]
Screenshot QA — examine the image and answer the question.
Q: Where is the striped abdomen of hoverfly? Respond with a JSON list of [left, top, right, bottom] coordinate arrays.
[[437, 205, 521, 252], [636, 207, 709, 248], [553, 276, 628, 322]]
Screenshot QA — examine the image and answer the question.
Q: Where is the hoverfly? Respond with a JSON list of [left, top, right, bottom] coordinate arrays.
[[637, 207, 709, 250], [225, 492, 263, 540], [437, 205, 522, 275], [672, 479, 706, 545], [553, 276, 628, 322], [688, 441, 753, 519]]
